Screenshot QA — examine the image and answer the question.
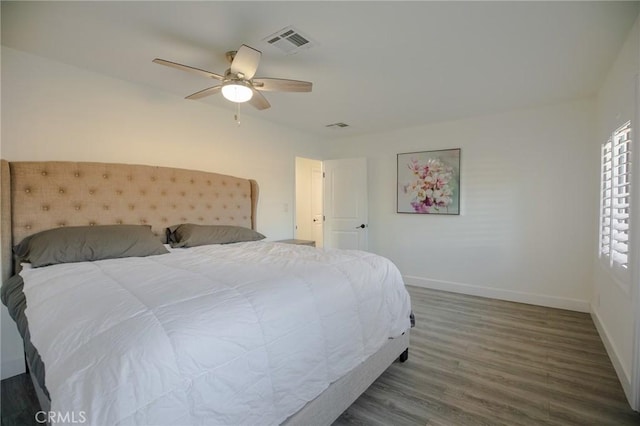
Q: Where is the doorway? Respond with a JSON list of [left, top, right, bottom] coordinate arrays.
[[295, 157, 369, 251], [295, 157, 324, 248]]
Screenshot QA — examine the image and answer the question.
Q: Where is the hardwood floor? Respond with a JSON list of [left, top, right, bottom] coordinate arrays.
[[334, 286, 640, 426], [1, 372, 40, 426], [2, 286, 638, 425]]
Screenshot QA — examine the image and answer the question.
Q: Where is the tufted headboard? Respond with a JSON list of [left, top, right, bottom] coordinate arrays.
[[0, 160, 259, 282]]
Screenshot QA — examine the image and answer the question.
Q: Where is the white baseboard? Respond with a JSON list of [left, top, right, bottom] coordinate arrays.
[[1, 356, 25, 380], [591, 305, 634, 407], [403, 275, 591, 313]]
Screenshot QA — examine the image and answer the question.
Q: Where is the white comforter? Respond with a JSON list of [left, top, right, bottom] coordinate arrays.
[[21, 241, 412, 426]]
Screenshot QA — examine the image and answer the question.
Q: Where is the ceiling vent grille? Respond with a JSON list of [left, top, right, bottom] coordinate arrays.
[[326, 122, 350, 129], [263, 26, 316, 55]]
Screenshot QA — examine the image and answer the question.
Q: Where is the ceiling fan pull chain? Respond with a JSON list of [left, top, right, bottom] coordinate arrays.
[[235, 103, 241, 126]]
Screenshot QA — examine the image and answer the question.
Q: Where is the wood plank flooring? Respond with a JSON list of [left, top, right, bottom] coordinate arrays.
[[1, 286, 638, 425], [334, 286, 640, 426], [1, 371, 40, 426]]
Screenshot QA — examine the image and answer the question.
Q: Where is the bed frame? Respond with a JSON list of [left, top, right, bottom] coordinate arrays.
[[0, 160, 409, 425]]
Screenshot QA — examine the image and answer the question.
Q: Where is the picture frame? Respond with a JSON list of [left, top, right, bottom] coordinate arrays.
[[397, 148, 461, 215]]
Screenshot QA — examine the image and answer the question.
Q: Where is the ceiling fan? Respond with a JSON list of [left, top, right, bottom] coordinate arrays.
[[153, 44, 312, 110]]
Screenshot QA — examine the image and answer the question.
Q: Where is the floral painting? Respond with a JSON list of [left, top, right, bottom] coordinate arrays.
[[397, 149, 461, 215]]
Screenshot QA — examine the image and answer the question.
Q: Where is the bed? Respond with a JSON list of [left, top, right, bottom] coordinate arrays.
[[0, 160, 412, 425]]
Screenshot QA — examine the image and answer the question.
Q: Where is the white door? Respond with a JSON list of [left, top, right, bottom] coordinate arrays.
[[295, 157, 324, 247], [324, 158, 368, 250], [310, 164, 324, 247]]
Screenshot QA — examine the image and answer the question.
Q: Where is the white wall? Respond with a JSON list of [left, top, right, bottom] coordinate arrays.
[[1, 32, 637, 402], [325, 99, 597, 313], [0, 46, 323, 378], [1, 47, 324, 237], [0, 42, 23, 381], [592, 17, 639, 404]]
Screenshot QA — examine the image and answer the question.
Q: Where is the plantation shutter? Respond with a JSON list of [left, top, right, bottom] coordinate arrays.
[[600, 121, 632, 270], [600, 139, 612, 257], [611, 122, 632, 267]]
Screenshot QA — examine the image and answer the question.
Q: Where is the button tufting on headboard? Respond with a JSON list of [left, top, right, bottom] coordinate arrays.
[[2, 161, 259, 279]]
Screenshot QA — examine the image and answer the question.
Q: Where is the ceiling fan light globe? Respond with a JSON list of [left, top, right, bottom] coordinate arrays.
[[221, 83, 253, 103]]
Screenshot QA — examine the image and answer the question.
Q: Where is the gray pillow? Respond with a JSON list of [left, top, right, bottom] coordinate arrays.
[[14, 225, 168, 267], [168, 224, 265, 248]]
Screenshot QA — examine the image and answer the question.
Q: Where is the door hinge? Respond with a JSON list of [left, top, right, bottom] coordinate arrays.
[[323, 215, 326, 221], [323, 172, 325, 178]]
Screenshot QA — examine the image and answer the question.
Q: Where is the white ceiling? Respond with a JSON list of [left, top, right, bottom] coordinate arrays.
[[2, 1, 638, 138]]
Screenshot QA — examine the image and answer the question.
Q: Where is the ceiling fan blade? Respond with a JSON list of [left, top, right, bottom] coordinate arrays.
[[230, 45, 261, 80], [248, 89, 271, 110], [252, 78, 312, 92], [185, 85, 223, 100], [153, 58, 224, 80]]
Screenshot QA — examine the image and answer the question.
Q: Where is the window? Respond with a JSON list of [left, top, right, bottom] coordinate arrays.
[[599, 121, 632, 279]]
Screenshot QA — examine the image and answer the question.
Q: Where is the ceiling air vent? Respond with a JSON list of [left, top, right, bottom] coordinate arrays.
[[325, 122, 350, 129], [263, 26, 316, 55]]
